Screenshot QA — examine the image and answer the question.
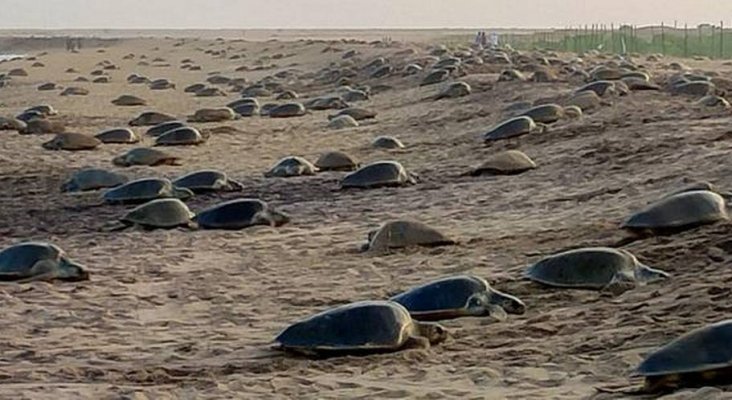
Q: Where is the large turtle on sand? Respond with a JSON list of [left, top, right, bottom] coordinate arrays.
[[0, 242, 89, 283], [464, 150, 536, 176], [61, 168, 128, 192], [372, 136, 405, 149], [391, 275, 526, 321], [112, 95, 147, 106], [103, 178, 193, 204], [95, 128, 140, 144], [194, 199, 290, 230], [172, 170, 244, 193], [274, 300, 448, 357], [145, 121, 186, 137], [518, 104, 565, 124], [434, 81, 471, 100], [0, 117, 26, 131], [621, 190, 728, 236], [264, 156, 318, 178], [525, 247, 669, 294], [362, 220, 455, 252], [129, 111, 176, 126], [566, 90, 604, 111], [42, 133, 101, 151], [21, 119, 65, 135], [328, 108, 377, 121], [314, 151, 359, 171], [632, 319, 732, 393], [341, 161, 417, 189], [112, 147, 180, 167], [269, 103, 307, 118], [483, 116, 543, 142], [420, 69, 450, 86], [188, 107, 237, 123], [154, 126, 206, 146], [118, 198, 195, 230], [328, 115, 359, 129]]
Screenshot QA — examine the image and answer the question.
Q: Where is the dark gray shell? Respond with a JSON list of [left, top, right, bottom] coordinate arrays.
[[519, 104, 564, 124], [341, 161, 416, 189], [112, 95, 146, 106], [372, 136, 404, 149], [61, 168, 128, 192], [315, 151, 358, 171], [112, 147, 180, 167], [420, 69, 449, 86], [434, 82, 471, 100], [391, 275, 526, 320], [230, 103, 259, 117], [635, 320, 732, 377], [145, 121, 186, 137], [172, 170, 243, 193], [264, 156, 318, 178], [195, 199, 290, 230], [275, 301, 417, 351], [670, 81, 715, 97], [483, 116, 537, 141], [95, 128, 140, 144], [467, 150, 536, 176], [121, 198, 194, 229], [269, 103, 306, 118], [129, 111, 176, 127], [328, 108, 377, 121], [365, 220, 454, 251], [0, 242, 89, 282], [576, 81, 617, 97], [622, 190, 728, 233], [154, 127, 205, 146], [526, 247, 668, 289], [103, 178, 190, 204]]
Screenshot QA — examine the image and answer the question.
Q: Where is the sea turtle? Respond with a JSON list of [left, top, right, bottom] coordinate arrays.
[[621, 190, 728, 236], [328, 108, 376, 121], [314, 151, 359, 171], [195, 87, 227, 97], [119, 198, 195, 230], [145, 121, 186, 137], [390, 275, 526, 321], [112, 147, 180, 167], [269, 103, 307, 118], [264, 156, 318, 178], [372, 136, 405, 149], [670, 81, 716, 97], [0, 242, 89, 283], [328, 115, 359, 129], [188, 107, 236, 123], [464, 150, 537, 176], [129, 111, 176, 127], [21, 119, 65, 134], [230, 102, 259, 117], [342, 89, 369, 102], [566, 90, 603, 111], [274, 300, 448, 357], [155, 127, 206, 146], [0, 117, 26, 131], [530, 67, 558, 82], [172, 169, 244, 193], [483, 116, 543, 142], [403, 64, 423, 76], [576, 81, 618, 97], [23, 104, 58, 117], [194, 199, 290, 230], [93, 76, 111, 84], [61, 168, 128, 192], [518, 104, 564, 124], [184, 83, 206, 93], [60, 87, 89, 96], [525, 247, 669, 294], [362, 220, 455, 252], [697, 95, 731, 108], [149, 79, 175, 90], [103, 177, 193, 204], [434, 82, 471, 100], [370, 65, 394, 79], [95, 128, 140, 144], [112, 95, 147, 106], [622, 77, 661, 91], [305, 96, 349, 111], [342, 161, 417, 189], [37, 82, 57, 91], [590, 67, 623, 81], [228, 98, 259, 109], [563, 105, 583, 119], [633, 319, 732, 392], [42, 133, 101, 151], [276, 90, 299, 100], [498, 69, 527, 82], [16, 110, 45, 123], [420, 69, 450, 86]]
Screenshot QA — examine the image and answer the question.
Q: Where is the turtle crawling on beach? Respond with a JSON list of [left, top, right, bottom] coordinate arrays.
[[103, 178, 193, 204], [118, 198, 195, 230], [464, 150, 536, 176], [483, 116, 543, 142], [525, 247, 669, 294], [341, 161, 417, 189], [264, 156, 318, 178], [0, 242, 89, 283], [362, 220, 455, 252], [42, 133, 101, 151], [274, 300, 448, 357], [195, 199, 290, 230], [61, 168, 129, 192], [112, 147, 180, 167], [172, 170, 243, 193], [391, 275, 525, 321]]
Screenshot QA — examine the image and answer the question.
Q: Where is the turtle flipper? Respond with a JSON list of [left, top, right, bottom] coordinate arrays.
[[404, 335, 430, 350], [602, 276, 636, 296], [101, 221, 132, 232], [486, 304, 508, 322], [227, 179, 245, 192]]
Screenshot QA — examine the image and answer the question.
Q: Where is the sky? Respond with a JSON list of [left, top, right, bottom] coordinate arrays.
[[2, 0, 732, 29]]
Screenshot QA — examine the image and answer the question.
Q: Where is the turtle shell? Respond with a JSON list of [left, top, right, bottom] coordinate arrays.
[[42, 133, 101, 151], [172, 170, 242, 193], [329, 108, 377, 121], [341, 161, 415, 189], [435, 82, 471, 100], [467, 150, 536, 176], [576, 81, 617, 97], [61, 168, 128, 192], [671, 81, 715, 97], [103, 178, 187, 204], [269, 103, 306, 118], [420, 69, 449, 86], [145, 121, 186, 137], [622, 190, 728, 233], [95, 128, 140, 144], [328, 115, 359, 129], [0, 242, 89, 282], [188, 107, 236, 123], [121, 198, 194, 229], [635, 320, 732, 378], [195, 199, 290, 230], [112, 95, 146, 106], [519, 104, 564, 124], [315, 151, 358, 171], [483, 116, 537, 141], [566, 90, 602, 110], [230, 103, 259, 117], [526, 247, 664, 289], [264, 156, 318, 178], [372, 136, 404, 149], [155, 127, 205, 146], [366, 220, 454, 251], [129, 111, 176, 127], [112, 148, 179, 167], [275, 301, 419, 352]]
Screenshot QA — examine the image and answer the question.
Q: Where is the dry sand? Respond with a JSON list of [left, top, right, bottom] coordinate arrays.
[[1, 32, 732, 399]]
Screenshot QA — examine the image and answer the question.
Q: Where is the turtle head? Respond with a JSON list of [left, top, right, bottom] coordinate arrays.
[[269, 209, 291, 227], [227, 179, 244, 192], [57, 258, 90, 281], [112, 155, 130, 167], [42, 137, 62, 150], [415, 321, 449, 345], [634, 263, 670, 284], [60, 180, 78, 193], [487, 289, 526, 315], [172, 187, 194, 200]]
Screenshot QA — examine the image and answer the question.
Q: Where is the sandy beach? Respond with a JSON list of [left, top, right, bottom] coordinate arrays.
[[1, 31, 732, 399]]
